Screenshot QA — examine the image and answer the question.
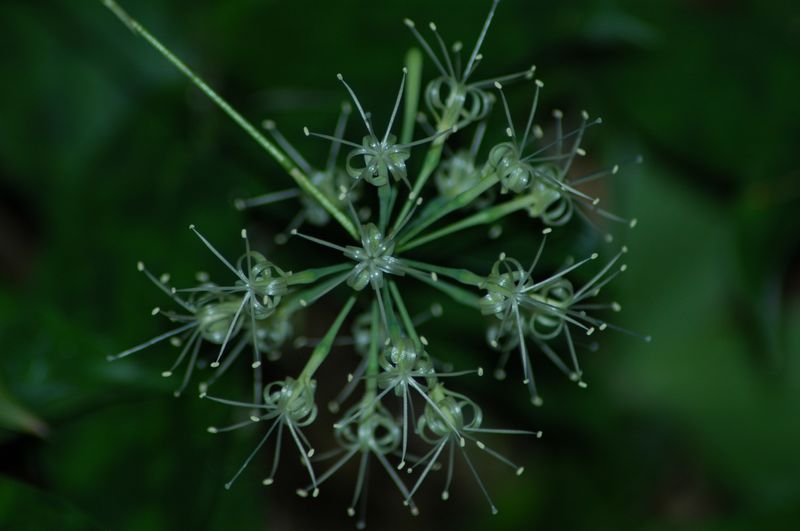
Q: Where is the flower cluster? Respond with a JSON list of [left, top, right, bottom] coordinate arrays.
[[104, 0, 647, 527]]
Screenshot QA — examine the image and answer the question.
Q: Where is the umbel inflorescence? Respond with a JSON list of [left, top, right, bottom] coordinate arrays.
[[103, 0, 648, 526]]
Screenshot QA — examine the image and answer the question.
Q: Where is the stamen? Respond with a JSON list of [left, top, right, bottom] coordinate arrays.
[[384, 68, 408, 144], [337, 73, 375, 137], [464, 0, 500, 80], [262, 119, 313, 174]]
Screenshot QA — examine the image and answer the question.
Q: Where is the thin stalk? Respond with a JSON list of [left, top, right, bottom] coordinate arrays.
[[102, 0, 357, 239], [399, 169, 498, 246], [400, 259, 484, 287], [401, 48, 423, 146], [299, 296, 357, 382], [400, 193, 539, 252]]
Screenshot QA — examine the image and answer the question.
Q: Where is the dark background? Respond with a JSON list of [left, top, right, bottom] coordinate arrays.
[[1, 0, 799, 530]]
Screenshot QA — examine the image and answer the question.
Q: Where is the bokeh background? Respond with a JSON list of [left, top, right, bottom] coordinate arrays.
[[1, 0, 799, 530]]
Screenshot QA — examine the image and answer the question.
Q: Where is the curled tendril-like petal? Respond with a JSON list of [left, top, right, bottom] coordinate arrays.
[[488, 142, 536, 194], [425, 77, 493, 127], [343, 223, 405, 291], [522, 164, 574, 226], [345, 135, 410, 187], [379, 336, 420, 374], [335, 405, 400, 455], [235, 252, 289, 314], [540, 192, 574, 226], [528, 278, 574, 340], [479, 257, 530, 318], [262, 378, 318, 426], [417, 390, 483, 443]]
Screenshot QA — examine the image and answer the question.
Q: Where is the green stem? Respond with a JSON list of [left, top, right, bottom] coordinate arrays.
[[286, 263, 351, 286], [277, 271, 351, 316], [391, 84, 467, 232], [378, 184, 393, 235], [400, 259, 484, 287], [388, 281, 420, 349], [102, 0, 357, 239], [405, 269, 481, 310], [364, 302, 380, 400], [399, 169, 498, 246], [401, 48, 423, 146], [399, 193, 539, 252], [299, 296, 357, 382]]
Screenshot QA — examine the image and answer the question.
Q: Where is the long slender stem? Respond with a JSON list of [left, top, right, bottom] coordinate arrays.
[[401, 48, 423, 146], [398, 170, 498, 246], [364, 302, 380, 402], [102, 0, 357, 239], [400, 193, 539, 252], [299, 296, 357, 382]]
